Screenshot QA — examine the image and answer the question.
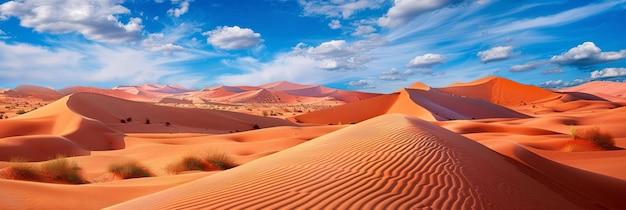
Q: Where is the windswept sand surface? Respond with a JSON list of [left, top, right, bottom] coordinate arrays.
[[1, 76, 626, 209], [110, 114, 622, 209]]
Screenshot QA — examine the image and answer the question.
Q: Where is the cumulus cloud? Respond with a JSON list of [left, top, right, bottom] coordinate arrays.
[[0, 41, 202, 87], [348, 80, 374, 89], [167, 0, 191, 17], [378, 0, 463, 28], [203, 26, 263, 50], [298, 0, 384, 19], [328, 19, 342, 29], [407, 53, 446, 68], [142, 33, 184, 54], [541, 67, 565, 75], [477, 46, 514, 63], [550, 42, 626, 66], [216, 55, 346, 86], [0, 0, 143, 44], [291, 40, 372, 70], [591, 67, 626, 79], [379, 68, 402, 80], [509, 61, 545, 72], [352, 25, 376, 36], [539, 80, 563, 88]]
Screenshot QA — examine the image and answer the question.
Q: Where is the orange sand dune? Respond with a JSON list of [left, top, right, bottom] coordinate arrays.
[[0, 173, 207, 209], [110, 114, 620, 209], [439, 76, 561, 106], [0, 92, 297, 160], [0, 96, 124, 161], [559, 81, 626, 101], [7, 85, 64, 101], [292, 87, 527, 124], [59, 86, 153, 102], [62, 92, 297, 133]]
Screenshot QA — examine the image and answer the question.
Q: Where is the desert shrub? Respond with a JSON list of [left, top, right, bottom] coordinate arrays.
[[145, 118, 151, 124], [253, 124, 261, 129], [120, 119, 126, 123], [41, 155, 86, 184], [126, 117, 132, 122], [205, 150, 238, 170], [108, 161, 152, 179], [575, 127, 615, 149], [6, 157, 41, 181], [166, 156, 205, 174], [262, 110, 269, 117], [16, 110, 27, 115]]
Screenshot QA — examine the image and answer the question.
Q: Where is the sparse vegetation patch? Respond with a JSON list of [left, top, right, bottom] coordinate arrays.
[[108, 161, 153, 179], [41, 155, 86, 184]]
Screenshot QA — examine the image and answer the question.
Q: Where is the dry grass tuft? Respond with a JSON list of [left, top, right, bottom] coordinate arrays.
[[574, 127, 615, 149], [108, 161, 153, 179], [41, 155, 86, 184], [6, 157, 41, 181], [166, 156, 205, 174], [205, 150, 238, 170], [167, 150, 238, 174]]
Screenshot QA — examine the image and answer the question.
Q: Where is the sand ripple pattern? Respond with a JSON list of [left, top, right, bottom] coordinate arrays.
[[110, 114, 582, 210]]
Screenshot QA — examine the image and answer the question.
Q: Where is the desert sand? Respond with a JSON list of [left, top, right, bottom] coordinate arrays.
[[1, 76, 625, 209]]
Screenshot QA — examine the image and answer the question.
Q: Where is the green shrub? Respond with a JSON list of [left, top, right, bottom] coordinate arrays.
[[108, 161, 152, 179], [575, 127, 615, 149], [41, 155, 86, 184]]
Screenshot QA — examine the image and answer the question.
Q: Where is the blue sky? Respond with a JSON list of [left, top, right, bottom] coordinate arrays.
[[0, 0, 625, 93]]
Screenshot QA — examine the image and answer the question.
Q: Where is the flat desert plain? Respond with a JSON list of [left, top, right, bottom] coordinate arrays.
[[1, 76, 625, 209]]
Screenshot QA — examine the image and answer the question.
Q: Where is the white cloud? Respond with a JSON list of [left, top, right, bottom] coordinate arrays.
[[379, 67, 405, 81], [539, 80, 563, 88], [348, 80, 374, 89], [492, 1, 625, 34], [0, 41, 206, 87], [291, 40, 372, 70], [477, 46, 514, 63], [550, 42, 626, 66], [167, 0, 191, 18], [378, 0, 462, 28], [0, 0, 143, 44], [142, 33, 184, 54], [329, 19, 342, 29], [298, 0, 384, 19], [510, 61, 545, 72], [216, 55, 346, 86], [407, 53, 446, 68], [541, 67, 565, 75], [352, 25, 376, 36], [591, 68, 626, 79], [203, 26, 263, 50]]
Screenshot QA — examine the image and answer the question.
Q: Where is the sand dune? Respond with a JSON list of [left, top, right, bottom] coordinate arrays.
[[60, 86, 153, 102], [3, 76, 626, 209], [559, 81, 626, 101], [439, 76, 560, 106], [7, 85, 64, 101], [0, 92, 297, 161], [109, 114, 619, 209], [292, 86, 527, 124]]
